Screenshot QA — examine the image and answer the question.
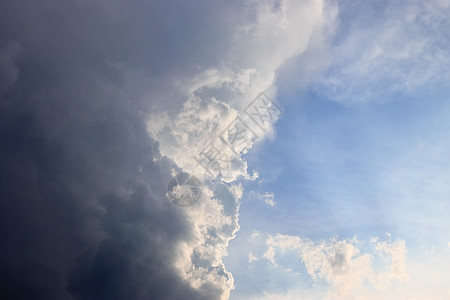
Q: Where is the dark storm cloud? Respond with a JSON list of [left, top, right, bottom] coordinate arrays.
[[0, 41, 21, 97], [0, 0, 230, 299]]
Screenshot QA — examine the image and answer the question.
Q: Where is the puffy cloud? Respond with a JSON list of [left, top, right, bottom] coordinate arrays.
[[0, 0, 335, 299], [148, 0, 336, 181], [145, 1, 335, 296], [172, 182, 242, 300], [253, 233, 409, 299]]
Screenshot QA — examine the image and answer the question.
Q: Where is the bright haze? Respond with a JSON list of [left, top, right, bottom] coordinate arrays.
[[1, 1, 450, 300]]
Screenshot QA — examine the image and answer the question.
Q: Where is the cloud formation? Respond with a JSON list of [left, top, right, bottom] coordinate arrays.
[[0, 41, 21, 97], [0, 0, 334, 299], [315, 0, 450, 103], [145, 1, 335, 296], [148, 0, 335, 183], [251, 233, 409, 299]]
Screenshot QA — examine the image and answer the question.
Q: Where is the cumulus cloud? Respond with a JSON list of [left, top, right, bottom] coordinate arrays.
[[0, 4, 210, 296], [145, 1, 335, 295], [252, 233, 409, 299], [148, 0, 336, 182], [0, 0, 335, 299]]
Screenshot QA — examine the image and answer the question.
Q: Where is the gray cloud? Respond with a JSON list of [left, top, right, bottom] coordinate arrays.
[[0, 0, 333, 299], [0, 41, 21, 97], [0, 1, 228, 299]]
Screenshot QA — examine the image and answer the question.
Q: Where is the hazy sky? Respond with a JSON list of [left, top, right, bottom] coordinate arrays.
[[1, 1, 450, 300]]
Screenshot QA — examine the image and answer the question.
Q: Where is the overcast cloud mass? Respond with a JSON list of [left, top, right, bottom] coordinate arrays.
[[1, 0, 450, 299]]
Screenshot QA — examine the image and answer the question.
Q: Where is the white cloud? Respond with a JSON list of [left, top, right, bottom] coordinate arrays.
[[314, 0, 450, 104], [145, 2, 336, 296], [248, 191, 277, 206], [253, 233, 409, 299], [148, 96, 244, 182], [263, 192, 276, 207], [173, 183, 241, 300], [148, 0, 336, 181]]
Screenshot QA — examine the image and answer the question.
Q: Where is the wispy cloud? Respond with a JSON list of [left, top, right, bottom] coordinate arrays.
[[314, 0, 450, 104]]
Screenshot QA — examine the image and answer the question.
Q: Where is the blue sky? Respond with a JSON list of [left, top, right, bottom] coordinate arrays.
[[224, 1, 450, 298], [241, 88, 450, 239], [227, 79, 450, 299]]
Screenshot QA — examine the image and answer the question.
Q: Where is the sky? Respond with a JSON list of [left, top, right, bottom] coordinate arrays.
[[0, 1, 449, 300]]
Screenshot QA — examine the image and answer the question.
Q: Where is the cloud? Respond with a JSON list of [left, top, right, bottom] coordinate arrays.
[[314, 0, 450, 104], [172, 182, 242, 300], [0, 0, 335, 299], [262, 192, 276, 207], [0, 0, 237, 299], [248, 191, 277, 207], [145, 1, 335, 295], [0, 41, 21, 97], [253, 233, 409, 299], [148, 0, 336, 182]]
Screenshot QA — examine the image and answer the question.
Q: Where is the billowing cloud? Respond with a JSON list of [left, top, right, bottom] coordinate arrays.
[[148, 0, 335, 182], [251, 233, 409, 299], [0, 0, 335, 299], [145, 1, 335, 296]]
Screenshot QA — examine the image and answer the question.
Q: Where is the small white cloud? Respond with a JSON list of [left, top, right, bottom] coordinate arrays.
[[250, 230, 262, 240], [262, 246, 277, 264], [263, 192, 276, 207], [249, 191, 277, 206], [248, 252, 259, 263]]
